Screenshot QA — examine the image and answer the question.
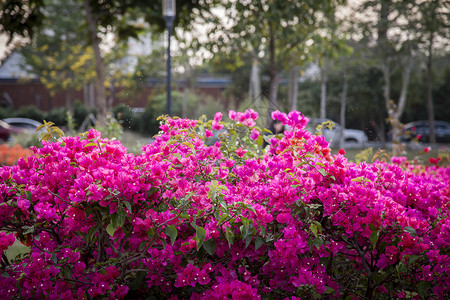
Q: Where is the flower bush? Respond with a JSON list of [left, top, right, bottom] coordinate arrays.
[[0, 109, 449, 299], [0, 144, 34, 166]]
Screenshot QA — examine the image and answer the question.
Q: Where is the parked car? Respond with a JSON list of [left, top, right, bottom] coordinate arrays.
[[2, 118, 43, 131], [402, 120, 450, 143], [0, 120, 25, 142], [2, 117, 47, 138], [306, 118, 368, 148]]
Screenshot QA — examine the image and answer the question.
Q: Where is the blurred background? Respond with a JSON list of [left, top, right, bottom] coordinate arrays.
[[0, 0, 448, 156]]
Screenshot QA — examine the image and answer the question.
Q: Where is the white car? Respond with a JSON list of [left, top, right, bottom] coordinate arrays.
[[2, 118, 45, 137], [306, 118, 368, 148]]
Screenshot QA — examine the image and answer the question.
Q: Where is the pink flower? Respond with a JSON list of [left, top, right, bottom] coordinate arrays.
[[235, 147, 247, 158], [276, 213, 292, 224], [212, 121, 224, 131], [0, 232, 15, 251], [228, 110, 237, 120], [250, 128, 260, 140], [214, 112, 223, 122], [205, 129, 213, 138], [17, 199, 30, 210]]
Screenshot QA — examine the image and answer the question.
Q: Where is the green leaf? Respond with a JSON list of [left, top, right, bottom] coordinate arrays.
[[111, 212, 119, 228], [160, 238, 167, 250], [203, 238, 217, 255], [318, 168, 327, 177], [309, 223, 318, 238], [404, 226, 417, 237], [313, 237, 323, 249], [351, 176, 364, 183], [255, 236, 264, 251], [26, 191, 32, 202], [117, 209, 126, 228], [22, 225, 34, 235], [84, 142, 97, 147], [182, 142, 195, 150], [87, 225, 98, 242], [196, 226, 207, 251], [63, 266, 72, 279], [1, 272, 9, 278], [138, 241, 146, 251], [123, 201, 132, 213], [256, 134, 263, 147], [106, 222, 116, 237], [225, 227, 234, 248], [370, 229, 380, 247], [245, 235, 252, 248], [217, 213, 229, 225], [417, 281, 429, 295], [51, 253, 57, 264], [408, 255, 420, 264], [165, 225, 178, 246]]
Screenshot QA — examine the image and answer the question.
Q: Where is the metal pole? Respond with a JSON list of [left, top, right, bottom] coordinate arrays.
[[166, 19, 174, 116]]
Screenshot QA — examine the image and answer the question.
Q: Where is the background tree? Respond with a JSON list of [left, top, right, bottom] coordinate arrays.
[[20, 0, 96, 112], [196, 0, 343, 125], [415, 0, 450, 143], [1, 0, 214, 127], [347, 0, 420, 154]]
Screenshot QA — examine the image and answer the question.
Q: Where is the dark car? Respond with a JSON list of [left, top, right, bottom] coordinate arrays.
[[0, 120, 25, 142], [402, 120, 450, 143]]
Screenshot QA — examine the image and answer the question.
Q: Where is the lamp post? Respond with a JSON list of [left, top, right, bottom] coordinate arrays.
[[163, 0, 175, 116]]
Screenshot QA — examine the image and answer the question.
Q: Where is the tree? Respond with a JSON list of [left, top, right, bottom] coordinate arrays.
[[0, 0, 45, 45], [349, 0, 420, 154], [1, 0, 214, 127], [415, 0, 450, 143], [20, 0, 96, 112], [197, 0, 343, 125]]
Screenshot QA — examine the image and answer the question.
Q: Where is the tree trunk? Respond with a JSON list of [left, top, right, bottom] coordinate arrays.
[[268, 71, 281, 125], [320, 63, 328, 119], [426, 32, 436, 143], [288, 65, 299, 112], [83, 0, 107, 128], [338, 75, 348, 149], [390, 54, 414, 156], [65, 89, 73, 113], [382, 61, 391, 113], [249, 57, 261, 108], [267, 24, 280, 126]]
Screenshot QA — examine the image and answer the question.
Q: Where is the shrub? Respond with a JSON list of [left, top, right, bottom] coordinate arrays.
[[0, 144, 34, 166], [112, 104, 138, 131], [138, 91, 224, 136], [14, 106, 45, 122], [46, 108, 68, 128], [0, 110, 448, 299]]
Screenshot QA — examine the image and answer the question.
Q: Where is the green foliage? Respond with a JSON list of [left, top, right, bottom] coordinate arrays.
[[14, 106, 45, 122], [73, 101, 92, 129], [137, 91, 224, 136], [95, 113, 123, 140], [45, 108, 68, 127], [113, 104, 138, 131], [37, 120, 65, 142], [19, 0, 96, 96], [0, 0, 45, 44]]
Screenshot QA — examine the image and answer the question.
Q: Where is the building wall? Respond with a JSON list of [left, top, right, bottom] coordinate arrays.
[[0, 79, 230, 111]]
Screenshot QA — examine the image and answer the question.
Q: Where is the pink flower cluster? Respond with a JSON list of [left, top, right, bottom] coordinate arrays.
[[228, 109, 258, 127], [0, 110, 448, 299]]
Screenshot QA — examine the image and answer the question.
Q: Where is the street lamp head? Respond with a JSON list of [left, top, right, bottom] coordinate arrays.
[[163, 0, 176, 18]]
